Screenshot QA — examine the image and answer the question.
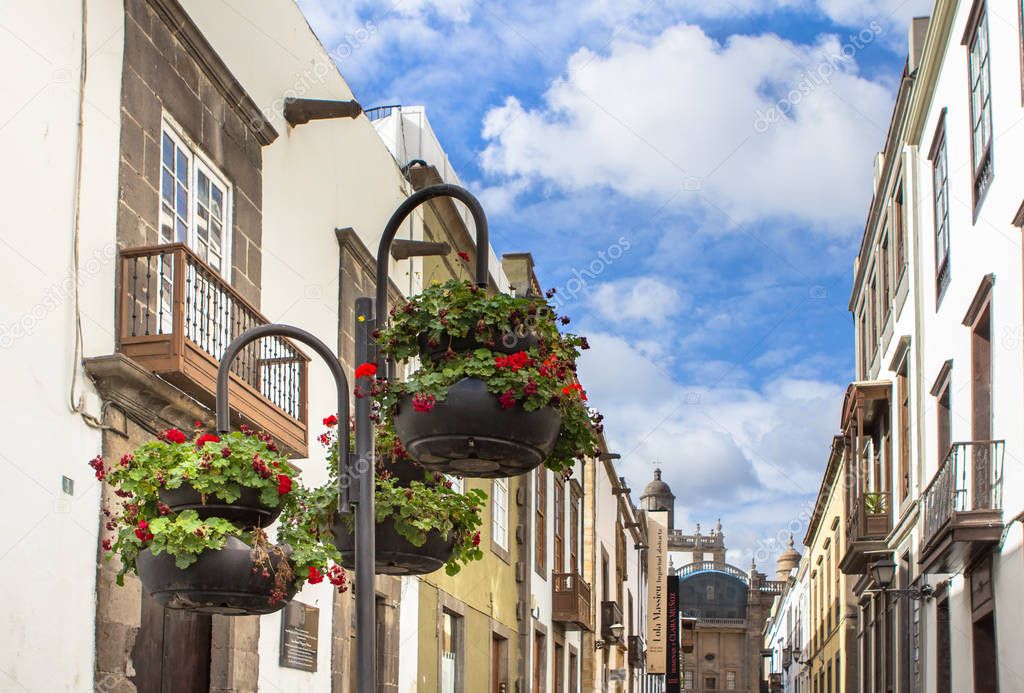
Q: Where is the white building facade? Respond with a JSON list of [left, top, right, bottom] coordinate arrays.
[[841, 2, 1024, 692]]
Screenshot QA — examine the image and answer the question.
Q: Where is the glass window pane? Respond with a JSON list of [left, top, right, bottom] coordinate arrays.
[[211, 185, 224, 220], [176, 149, 188, 183], [162, 132, 173, 167], [176, 185, 188, 219]]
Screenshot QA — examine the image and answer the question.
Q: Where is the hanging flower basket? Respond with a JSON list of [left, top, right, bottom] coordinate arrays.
[[330, 515, 455, 576], [393, 377, 561, 477], [298, 433, 486, 577], [137, 536, 296, 615], [158, 483, 282, 528], [374, 279, 602, 479], [90, 424, 349, 614]]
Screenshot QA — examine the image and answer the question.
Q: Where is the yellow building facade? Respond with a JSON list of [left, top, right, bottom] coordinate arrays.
[[802, 437, 856, 693]]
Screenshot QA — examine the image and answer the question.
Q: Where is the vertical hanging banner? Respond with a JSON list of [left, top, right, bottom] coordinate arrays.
[[646, 510, 670, 673], [666, 575, 680, 693]]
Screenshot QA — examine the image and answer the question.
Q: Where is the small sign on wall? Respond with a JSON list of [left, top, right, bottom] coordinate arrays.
[[279, 601, 319, 672]]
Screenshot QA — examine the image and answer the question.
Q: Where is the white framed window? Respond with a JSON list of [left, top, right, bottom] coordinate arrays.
[[727, 671, 737, 689], [492, 477, 509, 550], [159, 121, 232, 277]]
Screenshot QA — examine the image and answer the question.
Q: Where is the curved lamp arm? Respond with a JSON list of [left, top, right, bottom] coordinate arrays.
[[215, 323, 352, 511], [374, 183, 489, 330]]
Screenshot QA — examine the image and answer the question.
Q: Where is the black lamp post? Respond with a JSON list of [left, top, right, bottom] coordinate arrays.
[[213, 183, 489, 688]]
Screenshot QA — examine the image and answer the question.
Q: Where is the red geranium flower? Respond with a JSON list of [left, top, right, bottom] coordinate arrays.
[[457, 251, 470, 262], [277, 474, 293, 496], [307, 566, 324, 584], [472, 531, 481, 547], [499, 390, 516, 410], [161, 428, 187, 444], [323, 414, 339, 427], [354, 362, 377, 378], [134, 520, 154, 542], [196, 433, 221, 448]]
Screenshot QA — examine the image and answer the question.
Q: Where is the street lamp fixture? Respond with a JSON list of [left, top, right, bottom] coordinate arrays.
[[869, 559, 933, 601], [595, 622, 625, 650]]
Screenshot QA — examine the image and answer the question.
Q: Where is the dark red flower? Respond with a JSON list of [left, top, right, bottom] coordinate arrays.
[[524, 380, 539, 396], [101, 538, 113, 552], [560, 316, 571, 325], [157, 502, 171, 515], [307, 566, 324, 584], [499, 390, 516, 410], [457, 251, 470, 262], [221, 447, 232, 458], [119, 454, 134, 467], [196, 433, 221, 448], [472, 531, 481, 547], [88, 456, 105, 481], [134, 520, 153, 542], [355, 362, 377, 378], [323, 414, 339, 427], [161, 428, 187, 444], [277, 474, 293, 496], [412, 393, 436, 413]]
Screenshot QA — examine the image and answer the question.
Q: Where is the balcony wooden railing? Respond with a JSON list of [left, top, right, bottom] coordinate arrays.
[[118, 244, 310, 456], [552, 572, 592, 631], [921, 441, 1004, 572], [600, 600, 624, 641], [627, 635, 645, 666]]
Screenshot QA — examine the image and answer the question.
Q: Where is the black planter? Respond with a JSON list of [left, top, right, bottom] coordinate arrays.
[[331, 514, 454, 576], [159, 483, 282, 528], [394, 377, 561, 478], [418, 330, 538, 361], [137, 537, 296, 615]]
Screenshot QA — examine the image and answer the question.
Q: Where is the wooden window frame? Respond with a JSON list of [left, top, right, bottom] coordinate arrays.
[[929, 110, 951, 302], [964, 0, 994, 213], [931, 360, 954, 465]]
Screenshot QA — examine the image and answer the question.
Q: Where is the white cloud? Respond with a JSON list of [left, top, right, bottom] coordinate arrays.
[[589, 276, 685, 325], [481, 25, 895, 228], [579, 331, 845, 501]]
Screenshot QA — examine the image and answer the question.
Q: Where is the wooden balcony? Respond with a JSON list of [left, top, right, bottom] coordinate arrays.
[[627, 635, 645, 667], [552, 572, 592, 631], [117, 244, 310, 456], [600, 600, 624, 642], [840, 490, 891, 575], [920, 441, 1004, 574]]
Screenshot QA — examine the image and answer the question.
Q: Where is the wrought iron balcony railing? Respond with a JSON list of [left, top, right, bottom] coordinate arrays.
[[118, 244, 310, 455], [920, 440, 1004, 572]]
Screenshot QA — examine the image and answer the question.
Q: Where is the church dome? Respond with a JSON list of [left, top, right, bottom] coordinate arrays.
[[641, 468, 674, 501], [775, 535, 801, 582]]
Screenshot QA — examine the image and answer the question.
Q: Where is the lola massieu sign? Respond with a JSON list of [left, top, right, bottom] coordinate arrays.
[[645, 510, 670, 673]]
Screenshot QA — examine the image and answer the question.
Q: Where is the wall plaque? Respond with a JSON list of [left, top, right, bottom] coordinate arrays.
[[279, 601, 319, 672]]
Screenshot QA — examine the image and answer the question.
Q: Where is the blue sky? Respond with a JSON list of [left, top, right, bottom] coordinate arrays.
[[299, 0, 931, 565]]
